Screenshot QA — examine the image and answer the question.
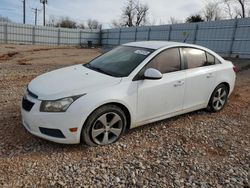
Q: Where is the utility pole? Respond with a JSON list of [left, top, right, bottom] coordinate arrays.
[[23, 0, 26, 24], [32, 8, 41, 26], [40, 0, 48, 26]]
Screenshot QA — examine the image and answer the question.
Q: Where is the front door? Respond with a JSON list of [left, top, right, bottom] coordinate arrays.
[[136, 48, 186, 123]]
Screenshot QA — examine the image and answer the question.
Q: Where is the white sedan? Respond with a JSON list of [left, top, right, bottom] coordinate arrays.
[[21, 41, 236, 146]]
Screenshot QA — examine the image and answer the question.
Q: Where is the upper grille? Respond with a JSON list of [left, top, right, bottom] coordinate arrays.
[[22, 98, 35, 112]]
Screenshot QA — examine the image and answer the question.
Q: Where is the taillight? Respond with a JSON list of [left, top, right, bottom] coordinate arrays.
[[233, 65, 238, 73]]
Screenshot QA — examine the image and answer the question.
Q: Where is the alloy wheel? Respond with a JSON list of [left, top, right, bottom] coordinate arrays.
[[91, 112, 123, 145], [212, 88, 227, 111]]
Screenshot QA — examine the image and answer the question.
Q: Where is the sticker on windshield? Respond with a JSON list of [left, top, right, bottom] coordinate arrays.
[[134, 50, 150, 56]]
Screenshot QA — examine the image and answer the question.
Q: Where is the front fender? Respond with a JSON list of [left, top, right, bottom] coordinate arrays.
[[67, 81, 137, 141]]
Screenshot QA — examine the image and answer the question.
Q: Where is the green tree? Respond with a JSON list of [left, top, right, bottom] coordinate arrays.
[[186, 14, 204, 23]]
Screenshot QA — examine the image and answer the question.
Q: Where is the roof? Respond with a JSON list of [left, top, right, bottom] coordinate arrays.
[[122, 41, 223, 61], [123, 41, 185, 50]]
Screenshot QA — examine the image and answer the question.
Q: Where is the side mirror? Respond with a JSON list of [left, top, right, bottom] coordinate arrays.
[[144, 68, 163, 80]]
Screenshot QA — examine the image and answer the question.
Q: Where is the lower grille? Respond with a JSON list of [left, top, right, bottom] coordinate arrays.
[[22, 98, 35, 112], [39, 127, 65, 138]]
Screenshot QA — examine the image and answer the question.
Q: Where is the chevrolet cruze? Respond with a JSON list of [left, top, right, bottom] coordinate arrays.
[[21, 41, 236, 146]]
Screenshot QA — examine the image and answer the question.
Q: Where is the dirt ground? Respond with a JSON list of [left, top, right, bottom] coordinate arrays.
[[0, 44, 249, 187]]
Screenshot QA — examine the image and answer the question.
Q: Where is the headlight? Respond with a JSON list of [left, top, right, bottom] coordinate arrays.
[[40, 95, 85, 112]]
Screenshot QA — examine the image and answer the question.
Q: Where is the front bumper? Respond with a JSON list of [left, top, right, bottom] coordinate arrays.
[[21, 95, 85, 144]]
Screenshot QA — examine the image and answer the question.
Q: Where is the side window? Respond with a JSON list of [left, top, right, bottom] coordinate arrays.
[[215, 58, 221, 64], [145, 48, 181, 74], [183, 48, 207, 69], [206, 52, 215, 66]]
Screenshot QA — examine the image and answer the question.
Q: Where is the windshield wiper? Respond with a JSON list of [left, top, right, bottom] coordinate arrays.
[[84, 64, 114, 77]]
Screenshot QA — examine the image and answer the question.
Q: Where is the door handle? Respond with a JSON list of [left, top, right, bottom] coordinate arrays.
[[174, 81, 184, 87], [206, 73, 214, 79]]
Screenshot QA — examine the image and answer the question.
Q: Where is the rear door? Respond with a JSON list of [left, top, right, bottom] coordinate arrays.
[[182, 48, 217, 110], [136, 48, 186, 123]]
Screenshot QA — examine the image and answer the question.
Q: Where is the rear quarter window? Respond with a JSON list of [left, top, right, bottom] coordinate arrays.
[[215, 58, 222, 64], [206, 53, 215, 65], [206, 52, 222, 65]]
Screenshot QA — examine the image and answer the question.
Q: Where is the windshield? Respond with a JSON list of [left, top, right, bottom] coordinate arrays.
[[84, 46, 154, 77]]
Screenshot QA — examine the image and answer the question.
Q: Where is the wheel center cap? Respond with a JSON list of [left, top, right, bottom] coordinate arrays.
[[105, 126, 110, 132]]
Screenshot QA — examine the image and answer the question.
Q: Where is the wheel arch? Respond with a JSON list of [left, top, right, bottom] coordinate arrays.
[[219, 82, 230, 93], [207, 81, 231, 106], [80, 101, 132, 143], [207, 82, 230, 112], [212, 81, 230, 95], [105, 102, 132, 131]]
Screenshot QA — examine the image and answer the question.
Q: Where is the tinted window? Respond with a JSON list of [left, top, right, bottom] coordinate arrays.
[[183, 48, 207, 69], [215, 58, 221, 64], [206, 52, 215, 65], [145, 48, 181, 74], [85, 46, 154, 77]]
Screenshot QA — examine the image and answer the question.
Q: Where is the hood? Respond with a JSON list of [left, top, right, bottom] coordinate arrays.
[[28, 65, 122, 100]]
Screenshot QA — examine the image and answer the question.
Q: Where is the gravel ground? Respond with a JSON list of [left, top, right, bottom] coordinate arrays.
[[0, 44, 249, 187]]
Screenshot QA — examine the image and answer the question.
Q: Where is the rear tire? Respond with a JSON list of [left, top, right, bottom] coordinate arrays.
[[82, 105, 126, 146], [207, 84, 229, 112]]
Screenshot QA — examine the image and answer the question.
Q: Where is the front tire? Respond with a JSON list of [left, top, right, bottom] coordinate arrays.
[[82, 105, 126, 146], [207, 84, 229, 112]]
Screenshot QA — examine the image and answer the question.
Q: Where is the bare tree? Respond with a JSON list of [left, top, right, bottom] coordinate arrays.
[[122, 0, 136, 27], [46, 16, 102, 29], [222, 0, 235, 18], [214, 0, 250, 18], [135, 2, 149, 26], [78, 23, 85, 29], [87, 19, 102, 29], [56, 17, 77, 28], [233, 0, 250, 17], [46, 15, 57, 27], [168, 17, 183, 24], [0, 15, 12, 23], [203, 1, 222, 21], [111, 20, 123, 28], [113, 0, 149, 27]]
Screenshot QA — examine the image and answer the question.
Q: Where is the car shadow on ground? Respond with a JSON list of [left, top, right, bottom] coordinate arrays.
[[0, 109, 211, 159]]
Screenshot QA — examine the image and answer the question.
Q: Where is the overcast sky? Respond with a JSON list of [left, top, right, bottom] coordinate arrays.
[[0, 0, 204, 28]]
